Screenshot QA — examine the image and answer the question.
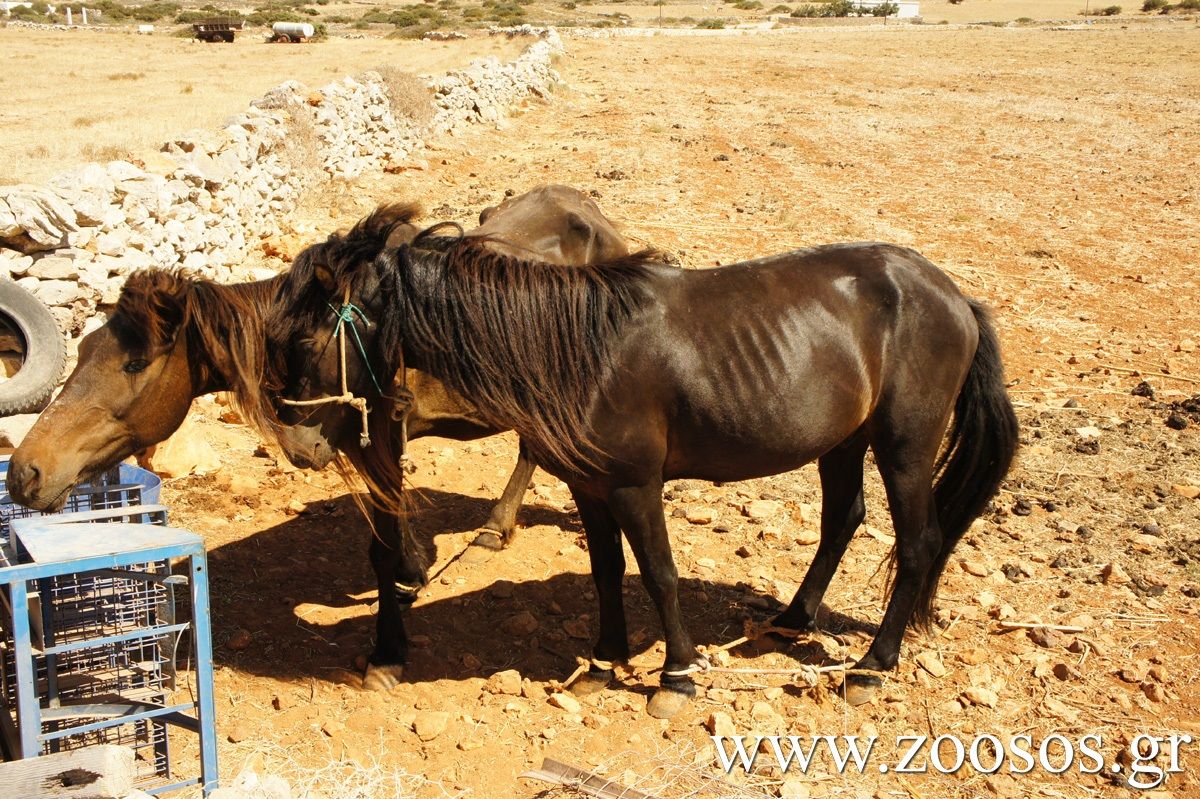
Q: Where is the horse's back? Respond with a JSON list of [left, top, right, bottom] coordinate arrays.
[[601, 244, 979, 482]]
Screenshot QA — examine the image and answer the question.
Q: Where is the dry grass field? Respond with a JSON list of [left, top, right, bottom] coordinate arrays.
[[4, 12, 1200, 799], [0, 28, 522, 185]]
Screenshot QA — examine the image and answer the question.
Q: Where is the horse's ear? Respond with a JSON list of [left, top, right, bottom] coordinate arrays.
[[478, 204, 497, 225], [149, 282, 188, 346], [313, 264, 335, 291]]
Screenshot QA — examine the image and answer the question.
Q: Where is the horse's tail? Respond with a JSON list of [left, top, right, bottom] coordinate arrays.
[[914, 298, 1019, 627]]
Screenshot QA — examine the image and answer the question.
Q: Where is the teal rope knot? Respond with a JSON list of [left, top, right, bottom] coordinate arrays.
[[328, 301, 386, 396]]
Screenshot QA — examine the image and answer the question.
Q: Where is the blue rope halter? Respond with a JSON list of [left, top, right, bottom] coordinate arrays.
[[328, 300, 386, 397]]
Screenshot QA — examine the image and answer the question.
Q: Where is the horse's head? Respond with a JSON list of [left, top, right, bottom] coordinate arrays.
[[267, 204, 418, 471], [476, 184, 630, 264], [9, 271, 212, 510]]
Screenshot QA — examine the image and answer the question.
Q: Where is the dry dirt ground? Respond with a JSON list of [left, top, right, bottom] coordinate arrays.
[[17, 19, 1200, 799]]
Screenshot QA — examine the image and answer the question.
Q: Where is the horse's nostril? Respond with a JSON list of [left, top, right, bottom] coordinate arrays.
[[9, 460, 42, 499]]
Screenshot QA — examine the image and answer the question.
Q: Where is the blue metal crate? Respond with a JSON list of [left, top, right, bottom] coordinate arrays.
[[0, 460, 162, 554], [0, 457, 218, 795]]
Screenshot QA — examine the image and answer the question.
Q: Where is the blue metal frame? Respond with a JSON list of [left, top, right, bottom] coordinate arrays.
[[0, 511, 219, 795]]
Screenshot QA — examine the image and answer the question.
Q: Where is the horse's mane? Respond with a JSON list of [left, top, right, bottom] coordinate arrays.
[[112, 268, 281, 439], [380, 237, 662, 473], [276, 202, 424, 326], [272, 200, 662, 474]]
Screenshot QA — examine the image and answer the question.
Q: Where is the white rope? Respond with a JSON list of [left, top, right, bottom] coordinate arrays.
[[280, 287, 373, 448], [561, 621, 879, 692]]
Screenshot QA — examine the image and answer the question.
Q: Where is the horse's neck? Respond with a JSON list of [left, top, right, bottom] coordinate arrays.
[[390, 250, 463, 376], [190, 277, 278, 395]]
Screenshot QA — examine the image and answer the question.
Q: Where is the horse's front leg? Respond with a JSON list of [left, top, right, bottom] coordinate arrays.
[[463, 439, 537, 564], [363, 506, 426, 691], [608, 480, 700, 719], [569, 488, 629, 696]]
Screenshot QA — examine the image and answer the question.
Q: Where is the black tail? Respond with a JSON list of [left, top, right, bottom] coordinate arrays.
[[914, 299, 1019, 626]]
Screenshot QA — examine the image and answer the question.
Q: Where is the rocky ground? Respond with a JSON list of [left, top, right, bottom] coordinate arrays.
[[23, 20, 1200, 799]]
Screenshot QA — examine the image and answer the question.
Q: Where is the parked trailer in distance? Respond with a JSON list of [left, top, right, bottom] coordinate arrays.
[[269, 21, 314, 42], [192, 17, 244, 42]]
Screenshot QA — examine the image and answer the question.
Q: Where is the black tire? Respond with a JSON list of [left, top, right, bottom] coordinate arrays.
[[0, 280, 66, 416]]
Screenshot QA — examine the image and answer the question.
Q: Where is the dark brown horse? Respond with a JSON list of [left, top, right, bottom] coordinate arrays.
[[6, 185, 631, 691], [278, 184, 631, 560], [266, 207, 1019, 717]]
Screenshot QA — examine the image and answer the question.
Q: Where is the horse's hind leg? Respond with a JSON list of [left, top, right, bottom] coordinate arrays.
[[773, 431, 869, 635], [463, 440, 537, 564], [569, 489, 630, 696], [844, 432, 943, 705]]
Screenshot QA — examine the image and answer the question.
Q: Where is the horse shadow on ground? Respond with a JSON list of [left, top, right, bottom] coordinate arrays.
[[197, 489, 880, 689]]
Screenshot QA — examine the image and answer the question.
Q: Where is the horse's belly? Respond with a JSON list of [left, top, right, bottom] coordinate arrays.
[[664, 396, 864, 482]]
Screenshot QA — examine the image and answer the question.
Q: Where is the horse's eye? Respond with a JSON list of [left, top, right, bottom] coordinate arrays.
[[124, 359, 149, 374]]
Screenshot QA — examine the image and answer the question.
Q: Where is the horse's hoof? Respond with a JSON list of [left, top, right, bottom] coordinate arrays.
[[363, 662, 405, 692], [460, 531, 505, 564], [841, 672, 882, 707], [647, 684, 695, 719], [569, 667, 614, 697]]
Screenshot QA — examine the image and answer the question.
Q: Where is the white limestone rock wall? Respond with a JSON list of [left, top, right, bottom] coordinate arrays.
[[0, 29, 564, 343]]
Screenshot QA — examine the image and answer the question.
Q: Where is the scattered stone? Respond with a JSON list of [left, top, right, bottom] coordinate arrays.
[[750, 701, 778, 722], [707, 711, 735, 737], [1101, 562, 1130, 585], [501, 611, 539, 636], [562, 618, 590, 639], [548, 692, 581, 714], [136, 414, 221, 478], [915, 651, 947, 678], [685, 506, 715, 525], [795, 527, 820, 546], [1166, 412, 1189, 430], [743, 499, 782, 522], [1118, 666, 1146, 683], [1052, 662, 1080, 681], [414, 710, 450, 741], [960, 560, 990, 577], [962, 686, 999, 708], [485, 669, 523, 696], [1027, 627, 1069, 649], [1171, 484, 1200, 500], [1142, 682, 1167, 703], [1012, 498, 1033, 516]]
